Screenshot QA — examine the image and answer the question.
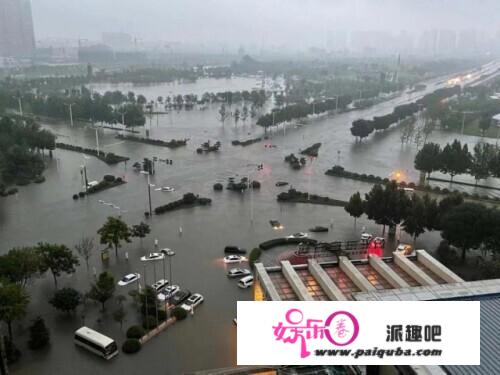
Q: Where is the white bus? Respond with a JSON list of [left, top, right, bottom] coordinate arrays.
[[74, 326, 119, 360]]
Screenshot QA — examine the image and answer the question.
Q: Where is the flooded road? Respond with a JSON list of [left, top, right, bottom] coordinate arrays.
[[1, 70, 498, 374]]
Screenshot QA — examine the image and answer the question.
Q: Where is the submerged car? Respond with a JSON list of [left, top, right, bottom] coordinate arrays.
[[269, 220, 284, 230], [140, 252, 165, 261], [224, 255, 245, 264], [151, 279, 169, 292], [157, 285, 180, 301], [118, 273, 140, 286], [170, 289, 191, 306], [227, 268, 252, 278], [287, 232, 309, 239], [224, 246, 247, 254], [180, 293, 204, 311]]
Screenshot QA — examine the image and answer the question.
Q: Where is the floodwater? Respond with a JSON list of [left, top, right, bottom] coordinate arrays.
[[1, 70, 499, 374]]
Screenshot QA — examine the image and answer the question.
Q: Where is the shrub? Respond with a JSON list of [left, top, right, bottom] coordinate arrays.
[[7, 188, 18, 195], [442, 188, 450, 194], [78, 191, 86, 198], [103, 175, 116, 182], [157, 309, 167, 322], [408, 182, 416, 188], [3, 336, 21, 364], [142, 315, 157, 330], [251, 180, 261, 189], [116, 177, 123, 183], [122, 339, 141, 354], [249, 247, 262, 267], [72, 194, 79, 200], [34, 175, 45, 184], [126, 325, 145, 339], [172, 307, 188, 321], [213, 183, 223, 191]]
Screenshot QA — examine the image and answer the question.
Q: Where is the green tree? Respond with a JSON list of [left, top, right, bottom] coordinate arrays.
[[131, 222, 151, 248], [112, 306, 127, 330], [0, 247, 40, 286], [478, 115, 491, 136], [97, 217, 131, 257], [74, 237, 95, 271], [422, 194, 440, 231], [28, 317, 50, 350], [37, 243, 80, 288], [364, 182, 410, 234], [441, 203, 487, 263], [470, 142, 493, 185], [414, 143, 441, 180], [49, 287, 81, 314], [439, 140, 471, 181], [88, 272, 115, 311], [402, 194, 427, 242], [0, 281, 29, 340], [344, 192, 364, 225]]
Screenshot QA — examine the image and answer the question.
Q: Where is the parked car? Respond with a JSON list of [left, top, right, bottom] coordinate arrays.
[[237, 275, 254, 289], [224, 255, 245, 264], [309, 226, 329, 233], [227, 268, 252, 278], [396, 244, 414, 256], [180, 293, 204, 311], [151, 279, 169, 292], [160, 248, 175, 256], [170, 289, 192, 306], [286, 232, 309, 239], [371, 237, 386, 248], [360, 233, 373, 243], [224, 246, 247, 254], [269, 220, 284, 230], [140, 252, 165, 261], [157, 285, 180, 301], [118, 273, 140, 286]]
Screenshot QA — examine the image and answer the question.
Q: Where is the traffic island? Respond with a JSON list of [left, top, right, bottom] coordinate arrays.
[[56, 143, 129, 164], [277, 189, 347, 207], [116, 134, 188, 148], [299, 142, 321, 157], [154, 193, 212, 215]]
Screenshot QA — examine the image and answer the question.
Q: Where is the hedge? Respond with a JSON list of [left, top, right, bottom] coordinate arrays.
[[126, 325, 145, 339], [122, 339, 141, 354]]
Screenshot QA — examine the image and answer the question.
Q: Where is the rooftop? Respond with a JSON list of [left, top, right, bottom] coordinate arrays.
[[254, 250, 471, 302]]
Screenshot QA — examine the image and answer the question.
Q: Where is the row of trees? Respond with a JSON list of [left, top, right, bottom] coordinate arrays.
[[0, 116, 55, 187], [256, 95, 353, 128], [415, 140, 500, 184], [1, 87, 146, 127], [344, 182, 500, 262], [350, 85, 461, 140]]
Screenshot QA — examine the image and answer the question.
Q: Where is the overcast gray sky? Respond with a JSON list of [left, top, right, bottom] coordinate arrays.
[[31, 0, 500, 47]]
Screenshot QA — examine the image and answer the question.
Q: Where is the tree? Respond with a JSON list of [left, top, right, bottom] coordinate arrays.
[[131, 222, 151, 248], [478, 115, 491, 136], [344, 192, 364, 225], [470, 142, 493, 185], [441, 203, 487, 263], [88, 272, 115, 311], [414, 143, 441, 180], [234, 108, 240, 125], [0, 281, 29, 340], [98, 217, 131, 257], [218, 103, 228, 125], [49, 287, 81, 314], [74, 237, 95, 271], [0, 247, 40, 286], [37, 243, 80, 288], [28, 317, 50, 350], [439, 140, 471, 181], [422, 194, 440, 231], [113, 306, 127, 330], [402, 194, 427, 242], [364, 182, 410, 234], [137, 95, 147, 105], [350, 119, 374, 141]]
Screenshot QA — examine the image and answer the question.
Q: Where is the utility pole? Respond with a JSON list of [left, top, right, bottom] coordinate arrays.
[[65, 103, 74, 127], [95, 128, 100, 155]]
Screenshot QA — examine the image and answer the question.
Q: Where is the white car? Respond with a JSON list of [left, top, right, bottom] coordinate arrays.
[[227, 268, 251, 278], [118, 273, 141, 286], [237, 275, 254, 288], [361, 233, 373, 242], [155, 186, 175, 192], [224, 255, 245, 264], [151, 279, 169, 292], [140, 252, 165, 261], [157, 285, 180, 301], [160, 248, 175, 256], [287, 232, 309, 239], [180, 293, 204, 311]]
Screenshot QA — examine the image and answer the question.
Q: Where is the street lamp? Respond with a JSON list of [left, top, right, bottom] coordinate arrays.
[[140, 171, 155, 217], [64, 103, 75, 127]]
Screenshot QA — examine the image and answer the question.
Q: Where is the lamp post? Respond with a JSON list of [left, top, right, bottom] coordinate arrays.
[[65, 103, 75, 127], [140, 171, 154, 217]]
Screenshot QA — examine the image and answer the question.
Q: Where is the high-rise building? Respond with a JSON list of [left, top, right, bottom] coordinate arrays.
[[0, 0, 36, 57]]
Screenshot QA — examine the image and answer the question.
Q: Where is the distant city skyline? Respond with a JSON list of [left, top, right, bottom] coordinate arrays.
[[30, 0, 500, 54], [0, 0, 36, 57]]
